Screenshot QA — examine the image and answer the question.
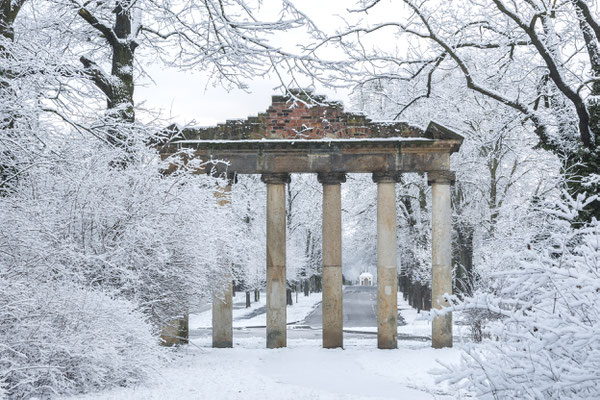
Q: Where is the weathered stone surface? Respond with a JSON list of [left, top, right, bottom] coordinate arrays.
[[160, 139, 457, 175], [376, 180, 398, 349], [212, 281, 233, 348], [265, 181, 287, 348], [430, 181, 453, 349], [213, 182, 234, 348], [322, 182, 343, 348], [160, 315, 189, 346], [427, 170, 456, 185], [158, 93, 463, 177], [317, 172, 346, 185], [161, 91, 431, 143]]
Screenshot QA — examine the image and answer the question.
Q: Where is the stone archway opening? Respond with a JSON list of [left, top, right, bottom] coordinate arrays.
[[159, 91, 463, 350]]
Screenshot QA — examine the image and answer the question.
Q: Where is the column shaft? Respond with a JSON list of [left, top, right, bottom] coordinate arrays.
[[264, 176, 288, 348], [320, 174, 344, 349], [431, 181, 453, 348], [375, 177, 398, 349], [212, 181, 233, 348], [212, 280, 233, 348]]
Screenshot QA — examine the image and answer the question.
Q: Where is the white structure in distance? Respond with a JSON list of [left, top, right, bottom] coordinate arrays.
[[359, 272, 373, 286]]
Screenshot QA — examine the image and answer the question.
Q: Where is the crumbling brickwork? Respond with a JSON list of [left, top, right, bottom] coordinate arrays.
[[165, 91, 426, 141]]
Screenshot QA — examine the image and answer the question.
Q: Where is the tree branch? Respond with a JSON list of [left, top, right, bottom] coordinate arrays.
[[79, 56, 113, 98], [571, 0, 600, 44], [77, 7, 119, 48], [492, 0, 594, 148]]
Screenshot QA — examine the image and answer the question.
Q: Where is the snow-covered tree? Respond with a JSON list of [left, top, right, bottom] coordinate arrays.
[[435, 191, 600, 399], [302, 0, 599, 220]]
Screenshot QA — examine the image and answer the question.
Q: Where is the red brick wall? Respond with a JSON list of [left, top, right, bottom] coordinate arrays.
[[167, 93, 423, 141], [264, 98, 371, 139]]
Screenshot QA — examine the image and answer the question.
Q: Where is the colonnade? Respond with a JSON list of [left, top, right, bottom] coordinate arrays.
[[212, 170, 455, 350]]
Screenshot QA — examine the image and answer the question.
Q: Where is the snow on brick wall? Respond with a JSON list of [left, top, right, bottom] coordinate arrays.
[[166, 92, 424, 141]]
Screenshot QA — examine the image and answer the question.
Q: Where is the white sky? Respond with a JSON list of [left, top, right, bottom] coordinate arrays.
[[134, 0, 405, 126]]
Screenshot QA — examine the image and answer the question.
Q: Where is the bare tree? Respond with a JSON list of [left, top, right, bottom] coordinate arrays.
[[301, 0, 599, 219]]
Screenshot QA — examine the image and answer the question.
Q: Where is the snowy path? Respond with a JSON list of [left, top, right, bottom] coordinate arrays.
[[64, 288, 472, 400], [304, 286, 380, 328], [189, 291, 323, 329], [66, 336, 464, 400]]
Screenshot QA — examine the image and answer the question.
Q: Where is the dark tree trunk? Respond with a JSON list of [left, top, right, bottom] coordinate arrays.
[[455, 223, 474, 295], [0, 0, 25, 190], [286, 288, 293, 306], [303, 279, 309, 296], [77, 3, 138, 150], [254, 288, 260, 302], [245, 291, 251, 308], [424, 288, 432, 311]]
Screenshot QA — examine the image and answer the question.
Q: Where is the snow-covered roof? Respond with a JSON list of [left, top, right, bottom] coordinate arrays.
[[359, 272, 373, 279]]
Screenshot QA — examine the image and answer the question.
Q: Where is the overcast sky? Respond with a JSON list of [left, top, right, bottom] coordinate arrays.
[[134, 0, 403, 127]]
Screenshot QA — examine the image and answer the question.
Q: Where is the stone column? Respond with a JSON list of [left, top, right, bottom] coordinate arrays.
[[317, 172, 346, 349], [212, 176, 235, 348], [160, 312, 189, 347], [428, 170, 455, 349], [261, 173, 290, 348], [373, 172, 399, 349]]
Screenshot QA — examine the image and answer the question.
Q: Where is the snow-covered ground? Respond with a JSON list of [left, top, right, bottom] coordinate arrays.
[[65, 290, 470, 400], [190, 291, 323, 329], [66, 336, 465, 400]]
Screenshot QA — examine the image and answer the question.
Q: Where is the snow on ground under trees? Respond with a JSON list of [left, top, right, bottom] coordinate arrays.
[[63, 292, 467, 400], [190, 291, 324, 328]]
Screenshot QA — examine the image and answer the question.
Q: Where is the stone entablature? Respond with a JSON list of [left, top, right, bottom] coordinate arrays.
[[159, 94, 463, 177]]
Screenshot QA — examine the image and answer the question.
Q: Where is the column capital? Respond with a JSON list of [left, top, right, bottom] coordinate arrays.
[[372, 172, 401, 183], [317, 172, 346, 185], [261, 173, 291, 185], [427, 170, 455, 186]]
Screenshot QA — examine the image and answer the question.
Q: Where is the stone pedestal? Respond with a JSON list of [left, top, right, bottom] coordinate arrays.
[[262, 173, 290, 348], [428, 171, 455, 349], [373, 172, 399, 349], [160, 314, 189, 346], [318, 172, 346, 349]]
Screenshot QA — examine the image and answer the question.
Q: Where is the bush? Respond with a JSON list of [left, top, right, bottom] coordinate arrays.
[[436, 192, 600, 399], [0, 141, 235, 397], [0, 281, 162, 398]]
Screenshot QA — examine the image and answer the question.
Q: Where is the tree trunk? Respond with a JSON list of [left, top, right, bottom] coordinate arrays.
[[77, 3, 137, 150], [254, 288, 260, 302], [0, 0, 25, 190], [455, 223, 474, 295], [424, 288, 432, 311], [286, 288, 293, 306], [245, 290, 251, 308]]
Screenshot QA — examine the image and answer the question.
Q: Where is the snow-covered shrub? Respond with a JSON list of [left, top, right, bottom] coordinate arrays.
[[436, 192, 600, 399], [1, 139, 235, 325], [0, 281, 161, 398], [0, 138, 237, 397]]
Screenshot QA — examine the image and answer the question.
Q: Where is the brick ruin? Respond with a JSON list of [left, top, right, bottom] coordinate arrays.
[[164, 91, 429, 141]]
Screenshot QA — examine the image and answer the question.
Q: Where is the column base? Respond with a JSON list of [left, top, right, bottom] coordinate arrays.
[[432, 313, 453, 348]]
